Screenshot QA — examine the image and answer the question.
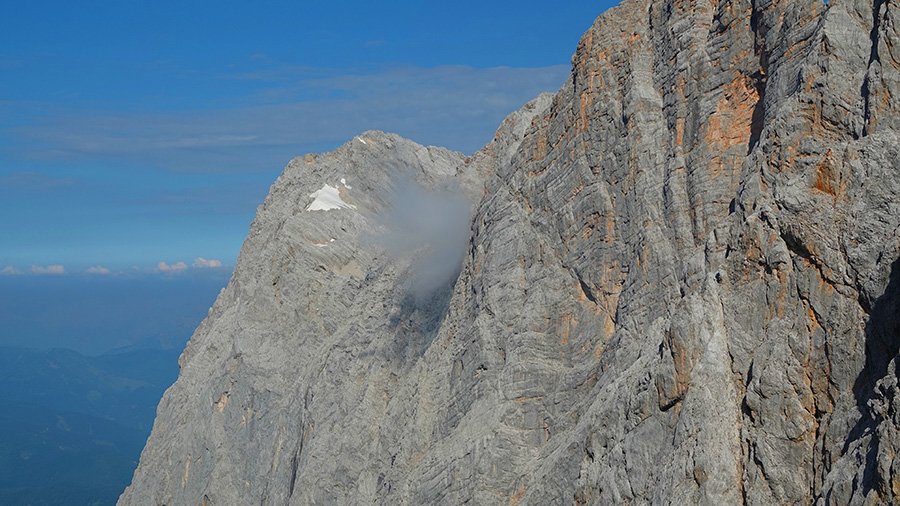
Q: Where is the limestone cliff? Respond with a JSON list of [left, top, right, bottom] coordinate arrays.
[[120, 0, 900, 504]]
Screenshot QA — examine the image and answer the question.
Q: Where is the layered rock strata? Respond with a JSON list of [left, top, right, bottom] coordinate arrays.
[[121, 0, 900, 504]]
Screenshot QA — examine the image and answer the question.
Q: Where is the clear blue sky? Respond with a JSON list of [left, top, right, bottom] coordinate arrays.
[[1, 1, 619, 273]]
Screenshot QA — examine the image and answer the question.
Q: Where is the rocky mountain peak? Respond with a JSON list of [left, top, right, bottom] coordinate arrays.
[[121, 1, 900, 504]]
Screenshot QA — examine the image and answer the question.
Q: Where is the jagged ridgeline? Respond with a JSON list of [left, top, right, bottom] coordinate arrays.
[[120, 0, 900, 504]]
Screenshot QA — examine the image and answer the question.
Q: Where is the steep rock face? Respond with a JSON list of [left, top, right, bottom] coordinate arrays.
[[121, 1, 900, 504]]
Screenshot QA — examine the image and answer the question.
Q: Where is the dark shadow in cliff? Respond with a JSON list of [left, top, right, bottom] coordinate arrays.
[[748, 2, 768, 154], [862, 0, 887, 136], [748, 72, 766, 153], [854, 257, 900, 404], [842, 257, 900, 495], [387, 270, 458, 364]]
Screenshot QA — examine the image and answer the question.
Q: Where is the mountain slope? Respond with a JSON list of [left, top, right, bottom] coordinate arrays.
[[121, 0, 900, 504]]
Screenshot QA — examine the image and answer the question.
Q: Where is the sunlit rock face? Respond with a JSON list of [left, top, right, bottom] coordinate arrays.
[[120, 1, 900, 504]]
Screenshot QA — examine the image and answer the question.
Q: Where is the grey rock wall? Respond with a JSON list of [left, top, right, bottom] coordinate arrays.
[[120, 1, 900, 504]]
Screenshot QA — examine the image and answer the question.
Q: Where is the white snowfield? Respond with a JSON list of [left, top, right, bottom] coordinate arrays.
[[305, 183, 356, 212]]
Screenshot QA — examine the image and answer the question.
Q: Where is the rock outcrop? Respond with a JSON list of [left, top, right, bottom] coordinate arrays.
[[120, 0, 900, 504]]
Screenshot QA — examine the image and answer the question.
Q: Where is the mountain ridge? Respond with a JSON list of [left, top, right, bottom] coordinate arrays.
[[121, 0, 900, 504]]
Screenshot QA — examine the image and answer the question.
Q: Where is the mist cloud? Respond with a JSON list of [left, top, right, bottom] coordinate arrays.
[[7, 65, 568, 173], [371, 175, 473, 300]]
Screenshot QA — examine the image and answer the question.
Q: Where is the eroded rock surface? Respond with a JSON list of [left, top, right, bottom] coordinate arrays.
[[121, 1, 900, 504]]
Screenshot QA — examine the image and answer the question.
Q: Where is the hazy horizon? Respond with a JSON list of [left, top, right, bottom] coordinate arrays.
[[0, 268, 230, 355]]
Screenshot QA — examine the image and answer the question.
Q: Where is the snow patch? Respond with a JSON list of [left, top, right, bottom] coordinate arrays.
[[340, 178, 352, 189], [306, 184, 356, 212], [357, 137, 367, 145]]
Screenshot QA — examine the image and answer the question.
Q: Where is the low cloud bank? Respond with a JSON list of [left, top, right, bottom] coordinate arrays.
[[193, 257, 223, 268], [32, 264, 66, 275], [157, 261, 187, 273]]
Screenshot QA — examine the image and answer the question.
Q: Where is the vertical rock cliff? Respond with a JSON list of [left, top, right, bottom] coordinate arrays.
[[120, 0, 900, 504]]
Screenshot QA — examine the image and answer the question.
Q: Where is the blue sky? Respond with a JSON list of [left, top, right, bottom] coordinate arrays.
[[1, 1, 619, 273], [0, 1, 619, 352]]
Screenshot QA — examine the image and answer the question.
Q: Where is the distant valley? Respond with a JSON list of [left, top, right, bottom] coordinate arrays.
[[0, 346, 181, 506]]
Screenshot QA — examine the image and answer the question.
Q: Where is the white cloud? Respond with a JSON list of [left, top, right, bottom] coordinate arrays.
[[9, 64, 570, 172], [86, 265, 111, 275], [0, 172, 77, 193], [1, 266, 23, 275], [32, 264, 65, 275], [158, 261, 187, 272], [192, 257, 223, 268]]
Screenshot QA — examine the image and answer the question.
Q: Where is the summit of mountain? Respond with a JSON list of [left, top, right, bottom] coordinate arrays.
[[121, 1, 900, 504]]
